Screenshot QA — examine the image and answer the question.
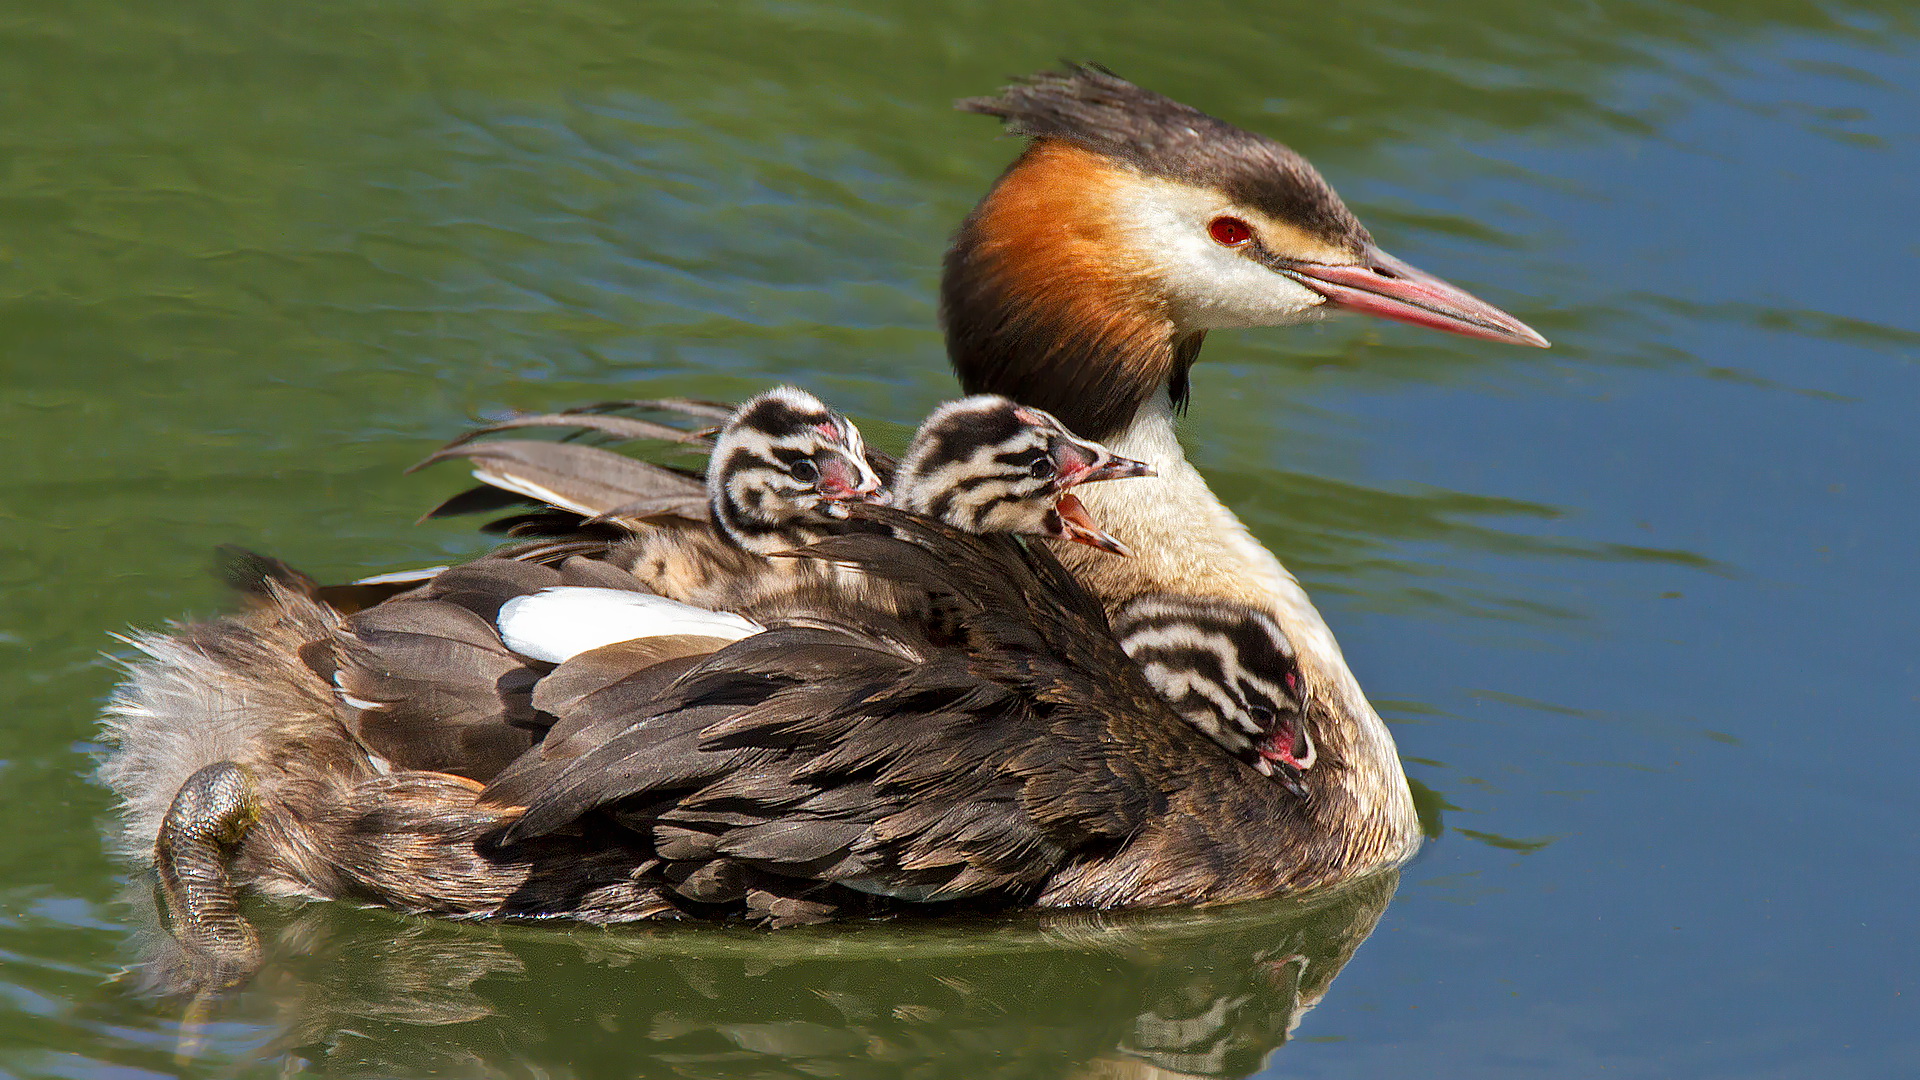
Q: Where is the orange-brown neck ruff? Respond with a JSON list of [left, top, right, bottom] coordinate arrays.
[[942, 140, 1198, 443]]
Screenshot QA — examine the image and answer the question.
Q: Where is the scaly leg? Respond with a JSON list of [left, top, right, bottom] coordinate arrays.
[[154, 761, 263, 986]]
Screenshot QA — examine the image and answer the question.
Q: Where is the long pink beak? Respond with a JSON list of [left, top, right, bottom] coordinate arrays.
[[1280, 245, 1550, 348]]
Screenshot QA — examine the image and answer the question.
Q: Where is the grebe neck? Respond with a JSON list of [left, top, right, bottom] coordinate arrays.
[[942, 141, 1207, 444]]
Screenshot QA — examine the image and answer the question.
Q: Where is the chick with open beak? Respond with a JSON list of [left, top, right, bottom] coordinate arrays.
[[892, 395, 1152, 552]]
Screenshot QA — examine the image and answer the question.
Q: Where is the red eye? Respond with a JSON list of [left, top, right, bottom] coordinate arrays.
[[1208, 216, 1253, 247]]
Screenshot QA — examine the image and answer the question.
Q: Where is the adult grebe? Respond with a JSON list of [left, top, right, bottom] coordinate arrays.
[[99, 66, 1548, 978], [433, 64, 1550, 882], [940, 64, 1547, 872]]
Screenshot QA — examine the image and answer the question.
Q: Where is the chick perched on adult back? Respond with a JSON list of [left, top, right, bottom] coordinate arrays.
[[888, 396, 1320, 796], [705, 386, 882, 556], [496, 391, 1153, 666], [492, 388, 1320, 798], [473, 394, 1164, 834], [890, 395, 1151, 554], [593, 386, 883, 619]]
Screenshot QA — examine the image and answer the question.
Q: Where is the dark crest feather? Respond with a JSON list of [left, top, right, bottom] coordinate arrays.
[[957, 63, 1368, 247]]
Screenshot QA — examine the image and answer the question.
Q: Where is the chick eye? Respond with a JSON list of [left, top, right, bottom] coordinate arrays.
[[1246, 705, 1276, 727], [1029, 456, 1056, 480], [1208, 216, 1253, 247], [790, 459, 819, 483]]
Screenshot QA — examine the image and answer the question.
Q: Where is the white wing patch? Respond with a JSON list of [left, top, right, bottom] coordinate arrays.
[[496, 587, 763, 664]]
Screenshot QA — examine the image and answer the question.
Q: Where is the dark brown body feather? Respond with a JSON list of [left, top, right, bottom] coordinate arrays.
[[108, 504, 1400, 949], [316, 557, 643, 781], [337, 509, 1395, 921]]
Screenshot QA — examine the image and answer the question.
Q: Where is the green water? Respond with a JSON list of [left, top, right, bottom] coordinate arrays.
[[2, 0, 1916, 1076]]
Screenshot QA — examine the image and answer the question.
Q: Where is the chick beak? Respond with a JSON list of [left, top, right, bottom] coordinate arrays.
[[1053, 492, 1133, 557], [1252, 720, 1313, 798], [1053, 441, 1155, 489], [1249, 748, 1309, 798], [1258, 756, 1310, 800], [815, 454, 881, 504], [1076, 451, 1155, 485], [1277, 244, 1550, 348]]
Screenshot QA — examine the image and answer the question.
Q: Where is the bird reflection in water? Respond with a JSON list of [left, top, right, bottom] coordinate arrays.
[[126, 871, 1395, 1079]]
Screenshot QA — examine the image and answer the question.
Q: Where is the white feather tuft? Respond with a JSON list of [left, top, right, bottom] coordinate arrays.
[[497, 587, 762, 664]]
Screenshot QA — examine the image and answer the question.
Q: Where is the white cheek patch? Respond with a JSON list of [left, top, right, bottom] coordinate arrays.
[[497, 587, 762, 664], [1111, 183, 1328, 331]]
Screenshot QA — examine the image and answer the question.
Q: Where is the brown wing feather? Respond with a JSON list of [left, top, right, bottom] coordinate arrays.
[[485, 517, 1181, 909], [329, 598, 540, 781], [480, 638, 730, 810], [439, 411, 717, 450], [414, 440, 707, 521]]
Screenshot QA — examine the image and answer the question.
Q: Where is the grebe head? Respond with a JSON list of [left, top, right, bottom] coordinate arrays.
[[708, 386, 883, 555], [945, 64, 1548, 440], [894, 394, 1152, 553], [1113, 595, 1318, 797]]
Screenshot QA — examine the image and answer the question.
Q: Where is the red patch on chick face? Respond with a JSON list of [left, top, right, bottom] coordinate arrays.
[[1257, 716, 1311, 771]]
